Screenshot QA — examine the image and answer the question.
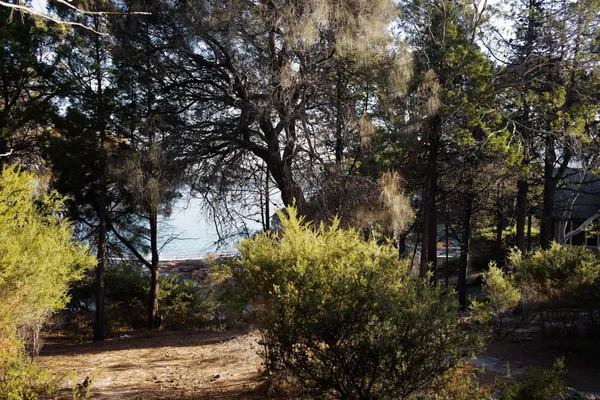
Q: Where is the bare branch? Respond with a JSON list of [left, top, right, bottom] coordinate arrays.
[[1, 0, 150, 35], [53, 0, 150, 16], [562, 210, 600, 243], [0, 149, 13, 158]]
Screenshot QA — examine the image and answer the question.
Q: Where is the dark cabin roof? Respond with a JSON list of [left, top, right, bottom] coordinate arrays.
[[553, 167, 600, 220]]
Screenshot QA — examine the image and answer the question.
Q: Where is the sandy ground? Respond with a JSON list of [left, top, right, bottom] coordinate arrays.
[[40, 330, 266, 399], [40, 328, 600, 399]]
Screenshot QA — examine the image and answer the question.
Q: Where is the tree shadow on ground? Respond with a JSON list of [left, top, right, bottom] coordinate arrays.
[[478, 339, 600, 394], [42, 329, 266, 400], [41, 328, 251, 357]]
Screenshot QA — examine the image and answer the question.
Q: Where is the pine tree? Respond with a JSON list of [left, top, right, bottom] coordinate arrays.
[[109, 2, 187, 328], [497, 0, 600, 250], [0, 8, 59, 166], [44, 1, 118, 341], [400, 0, 501, 285]]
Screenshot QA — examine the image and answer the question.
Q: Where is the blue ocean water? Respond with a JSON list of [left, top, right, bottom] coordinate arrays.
[[158, 197, 261, 260]]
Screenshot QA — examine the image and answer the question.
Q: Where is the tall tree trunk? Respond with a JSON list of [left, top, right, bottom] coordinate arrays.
[[515, 179, 528, 252], [148, 209, 160, 329], [93, 15, 107, 342], [420, 118, 440, 281], [540, 137, 570, 249], [420, 182, 430, 278], [515, 106, 529, 253], [94, 211, 107, 341], [527, 213, 533, 251], [458, 177, 474, 309], [445, 224, 450, 288], [265, 167, 270, 231], [335, 68, 344, 166], [93, 148, 108, 341], [398, 232, 407, 258], [269, 158, 305, 210], [515, 0, 537, 254], [494, 206, 503, 263], [540, 136, 555, 249]]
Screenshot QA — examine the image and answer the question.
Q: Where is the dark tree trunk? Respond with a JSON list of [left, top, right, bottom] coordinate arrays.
[[540, 137, 555, 249], [94, 214, 107, 342], [445, 224, 450, 288], [271, 164, 305, 209], [494, 206, 504, 263], [515, 179, 528, 252], [420, 117, 440, 281], [264, 167, 270, 231], [256, 116, 305, 212], [540, 137, 570, 250], [93, 15, 107, 342], [527, 213, 533, 251], [335, 69, 344, 166], [93, 152, 108, 341], [0, 139, 10, 167], [514, 1, 537, 254], [148, 210, 160, 329], [458, 177, 474, 309], [420, 183, 430, 278], [398, 232, 407, 258], [265, 133, 305, 211]]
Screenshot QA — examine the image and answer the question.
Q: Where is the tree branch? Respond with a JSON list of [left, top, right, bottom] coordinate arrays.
[[1, 0, 150, 35], [108, 223, 152, 269], [562, 210, 600, 243]]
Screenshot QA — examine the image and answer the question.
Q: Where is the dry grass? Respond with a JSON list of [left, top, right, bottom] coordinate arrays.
[[40, 330, 267, 399]]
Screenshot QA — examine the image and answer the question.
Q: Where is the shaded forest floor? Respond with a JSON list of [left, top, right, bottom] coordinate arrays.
[[477, 339, 600, 395], [40, 328, 600, 399]]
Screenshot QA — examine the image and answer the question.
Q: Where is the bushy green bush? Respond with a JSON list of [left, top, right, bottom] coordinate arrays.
[[473, 264, 522, 337], [0, 167, 95, 398], [506, 244, 600, 341], [496, 358, 566, 400], [483, 263, 521, 315], [64, 262, 212, 333], [0, 354, 59, 400], [425, 362, 494, 400], [510, 244, 600, 306], [105, 263, 150, 331], [159, 275, 213, 330], [230, 207, 484, 400]]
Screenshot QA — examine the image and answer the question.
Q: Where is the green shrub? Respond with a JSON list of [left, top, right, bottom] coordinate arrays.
[[473, 264, 522, 337], [0, 167, 95, 398], [230, 207, 484, 400], [62, 262, 148, 332], [507, 244, 600, 341], [159, 275, 213, 330], [510, 244, 600, 306], [65, 262, 212, 333], [496, 358, 566, 400], [105, 263, 150, 331], [0, 354, 59, 400], [426, 362, 494, 400], [484, 264, 521, 314]]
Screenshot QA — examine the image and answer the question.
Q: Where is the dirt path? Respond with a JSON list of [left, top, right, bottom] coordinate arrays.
[[40, 330, 266, 399], [41, 328, 600, 399]]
